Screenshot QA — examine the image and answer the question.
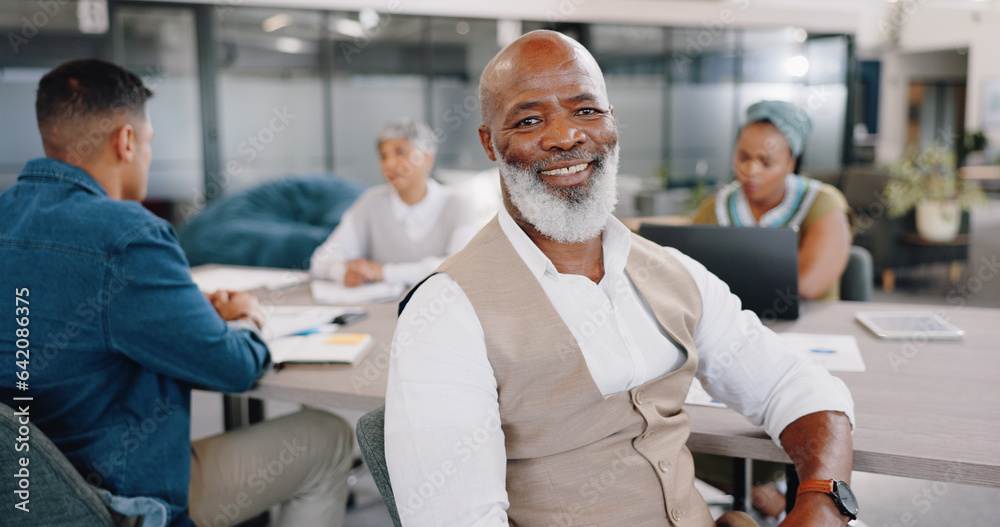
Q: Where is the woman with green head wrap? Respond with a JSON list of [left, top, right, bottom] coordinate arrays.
[[691, 100, 852, 301], [691, 101, 855, 521]]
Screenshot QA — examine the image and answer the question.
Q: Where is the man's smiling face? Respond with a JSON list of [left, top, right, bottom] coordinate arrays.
[[478, 32, 620, 243]]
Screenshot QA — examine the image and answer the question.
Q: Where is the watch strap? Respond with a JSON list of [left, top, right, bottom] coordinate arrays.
[[797, 479, 835, 495]]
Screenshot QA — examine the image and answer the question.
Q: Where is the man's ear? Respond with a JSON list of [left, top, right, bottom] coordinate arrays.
[[112, 124, 136, 162], [478, 125, 497, 162]]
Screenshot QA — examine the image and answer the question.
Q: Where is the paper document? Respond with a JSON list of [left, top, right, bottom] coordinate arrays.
[[684, 332, 865, 408], [268, 333, 374, 366], [779, 333, 866, 372], [685, 378, 726, 408], [311, 280, 404, 304], [261, 305, 364, 342], [192, 268, 309, 293]]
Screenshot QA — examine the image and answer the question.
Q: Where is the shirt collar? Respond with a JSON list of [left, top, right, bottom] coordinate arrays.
[[497, 206, 631, 281], [387, 178, 442, 221], [19, 158, 109, 197]]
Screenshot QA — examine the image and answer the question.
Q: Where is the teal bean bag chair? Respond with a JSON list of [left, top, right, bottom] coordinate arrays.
[[179, 175, 366, 269]]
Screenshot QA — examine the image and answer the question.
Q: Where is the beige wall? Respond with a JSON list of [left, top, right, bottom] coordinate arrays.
[[877, 8, 1000, 163]]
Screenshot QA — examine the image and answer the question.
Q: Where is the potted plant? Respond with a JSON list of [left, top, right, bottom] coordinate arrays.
[[883, 144, 988, 242]]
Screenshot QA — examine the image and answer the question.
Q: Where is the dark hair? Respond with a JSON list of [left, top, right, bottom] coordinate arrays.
[[36, 59, 153, 130]]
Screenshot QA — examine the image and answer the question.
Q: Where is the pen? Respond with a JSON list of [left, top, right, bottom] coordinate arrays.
[[810, 349, 836, 354]]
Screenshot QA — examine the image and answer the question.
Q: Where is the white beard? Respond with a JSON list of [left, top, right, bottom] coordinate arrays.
[[497, 144, 620, 244]]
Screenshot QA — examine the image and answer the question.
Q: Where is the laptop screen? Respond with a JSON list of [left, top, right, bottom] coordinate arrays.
[[637, 224, 800, 320]]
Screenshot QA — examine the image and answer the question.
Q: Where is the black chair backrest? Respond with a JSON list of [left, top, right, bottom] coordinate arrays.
[[841, 245, 874, 302]]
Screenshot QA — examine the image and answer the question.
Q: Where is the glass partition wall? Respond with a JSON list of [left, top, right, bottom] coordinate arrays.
[[216, 7, 327, 194], [0, 1, 852, 220]]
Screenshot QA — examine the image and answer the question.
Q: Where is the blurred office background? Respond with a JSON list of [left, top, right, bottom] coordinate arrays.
[[9, 0, 993, 219], [3, 2, 1000, 525], [2, 0, 998, 303]]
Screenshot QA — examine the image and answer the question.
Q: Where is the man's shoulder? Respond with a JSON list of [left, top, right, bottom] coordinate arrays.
[[2, 179, 170, 258], [69, 194, 170, 249], [437, 217, 505, 268]]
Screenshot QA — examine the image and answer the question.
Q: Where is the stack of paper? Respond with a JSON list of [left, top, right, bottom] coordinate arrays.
[[191, 268, 309, 293], [261, 305, 361, 342], [779, 333, 866, 372], [311, 280, 405, 304]]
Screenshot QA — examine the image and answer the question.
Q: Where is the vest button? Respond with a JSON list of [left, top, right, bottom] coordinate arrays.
[[671, 507, 684, 522], [658, 459, 672, 472], [635, 391, 645, 405]]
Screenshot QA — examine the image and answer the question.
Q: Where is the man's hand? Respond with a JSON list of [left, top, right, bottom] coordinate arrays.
[[344, 258, 383, 287], [778, 411, 853, 527], [206, 290, 264, 328]]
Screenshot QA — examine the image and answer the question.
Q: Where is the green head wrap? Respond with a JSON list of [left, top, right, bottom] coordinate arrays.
[[745, 100, 812, 158]]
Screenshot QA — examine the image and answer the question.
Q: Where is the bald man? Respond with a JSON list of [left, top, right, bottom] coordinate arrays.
[[384, 31, 857, 527]]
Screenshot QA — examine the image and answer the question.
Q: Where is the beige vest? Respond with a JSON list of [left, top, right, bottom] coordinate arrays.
[[438, 218, 714, 527]]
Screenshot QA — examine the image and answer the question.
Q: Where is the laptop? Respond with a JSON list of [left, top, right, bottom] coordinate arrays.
[[637, 224, 800, 320]]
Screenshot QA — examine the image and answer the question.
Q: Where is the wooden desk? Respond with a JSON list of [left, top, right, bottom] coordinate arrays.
[[688, 301, 1000, 488], [248, 297, 395, 412], [189, 265, 396, 422], [620, 214, 691, 233], [243, 279, 1000, 489]]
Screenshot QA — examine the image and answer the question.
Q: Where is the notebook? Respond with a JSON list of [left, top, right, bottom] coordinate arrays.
[[638, 224, 800, 320], [268, 333, 374, 367]]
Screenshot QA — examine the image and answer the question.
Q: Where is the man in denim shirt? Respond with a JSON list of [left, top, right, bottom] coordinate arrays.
[[0, 60, 354, 527]]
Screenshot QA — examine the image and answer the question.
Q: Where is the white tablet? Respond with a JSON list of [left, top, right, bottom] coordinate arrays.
[[854, 311, 965, 341]]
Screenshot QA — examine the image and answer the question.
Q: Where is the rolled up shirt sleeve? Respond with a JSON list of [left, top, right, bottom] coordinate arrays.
[[667, 247, 855, 448]]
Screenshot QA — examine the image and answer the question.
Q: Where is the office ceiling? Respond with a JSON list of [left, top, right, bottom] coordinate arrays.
[[3, 0, 996, 38]]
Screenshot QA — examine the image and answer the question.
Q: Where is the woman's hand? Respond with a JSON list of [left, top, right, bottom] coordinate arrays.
[[344, 258, 383, 287]]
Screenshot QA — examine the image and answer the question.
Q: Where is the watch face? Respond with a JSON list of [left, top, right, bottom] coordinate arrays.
[[834, 481, 860, 517]]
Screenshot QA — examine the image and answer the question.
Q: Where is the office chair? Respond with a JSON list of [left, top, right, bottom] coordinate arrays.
[[840, 245, 874, 302], [356, 406, 402, 527], [0, 402, 117, 526]]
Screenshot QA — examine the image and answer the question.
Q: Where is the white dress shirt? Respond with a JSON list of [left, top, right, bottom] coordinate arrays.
[[309, 179, 477, 286], [385, 207, 855, 527]]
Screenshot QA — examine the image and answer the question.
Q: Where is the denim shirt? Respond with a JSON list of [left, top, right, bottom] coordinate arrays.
[[0, 158, 272, 527]]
